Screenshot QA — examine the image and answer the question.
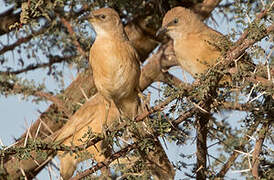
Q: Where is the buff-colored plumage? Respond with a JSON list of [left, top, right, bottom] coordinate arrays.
[[55, 94, 119, 179], [56, 94, 175, 180], [89, 8, 141, 119], [158, 7, 227, 76]]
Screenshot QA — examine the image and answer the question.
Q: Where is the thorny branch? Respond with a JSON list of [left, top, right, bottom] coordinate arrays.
[[0, 27, 47, 55], [0, 55, 76, 75], [58, 15, 88, 59], [216, 120, 261, 177], [69, 143, 138, 180], [252, 122, 270, 179], [0, 80, 71, 117]]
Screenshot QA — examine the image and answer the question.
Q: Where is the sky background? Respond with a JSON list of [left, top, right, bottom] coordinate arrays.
[[0, 1, 272, 179]]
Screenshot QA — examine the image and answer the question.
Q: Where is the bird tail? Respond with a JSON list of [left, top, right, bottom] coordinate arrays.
[[121, 91, 175, 179]]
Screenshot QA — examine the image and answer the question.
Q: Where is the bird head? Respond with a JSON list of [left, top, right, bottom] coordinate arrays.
[[156, 7, 202, 39], [81, 8, 123, 36]]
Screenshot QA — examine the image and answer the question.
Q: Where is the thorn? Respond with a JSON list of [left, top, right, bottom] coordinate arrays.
[[80, 87, 89, 101], [249, 91, 266, 103], [24, 121, 31, 147], [231, 169, 250, 173], [0, 138, 4, 147], [260, 0, 265, 8], [34, 156, 53, 172], [245, 13, 252, 24], [245, 135, 256, 142], [19, 168, 27, 180], [192, 102, 209, 113], [34, 122, 42, 140], [76, 102, 83, 106], [39, 118, 54, 135], [3, 141, 19, 150], [196, 165, 203, 172], [246, 83, 257, 102]]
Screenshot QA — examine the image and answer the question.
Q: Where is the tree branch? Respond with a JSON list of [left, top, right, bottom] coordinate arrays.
[[0, 27, 47, 55], [252, 122, 270, 179], [69, 143, 138, 180], [0, 55, 76, 75], [193, 0, 222, 19], [58, 15, 88, 59], [216, 120, 260, 177]]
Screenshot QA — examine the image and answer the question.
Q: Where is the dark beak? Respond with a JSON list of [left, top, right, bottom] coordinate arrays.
[[156, 26, 168, 37]]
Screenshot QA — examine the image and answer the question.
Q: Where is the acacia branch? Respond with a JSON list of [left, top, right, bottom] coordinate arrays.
[[222, 102, 257, 111], [0, 79, 71, 117], [252, 122, 270, 179], [58, 15, 88, 59], [225, 24, 274, 65], [35, 91, 71, 117], [1, 135, 103, 161], [193, 0, 222, 19], [0, 27, 47, 55], [191, 10, 274, 180], [70, 143, 138, 180], [0, 55, 76, 75], [216, 120, 260, 177], [234, 8, 272, 47]]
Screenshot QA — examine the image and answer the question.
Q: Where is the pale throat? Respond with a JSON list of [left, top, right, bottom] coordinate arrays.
[[94, 25, 126, 40], [93, 25, 109, 37]]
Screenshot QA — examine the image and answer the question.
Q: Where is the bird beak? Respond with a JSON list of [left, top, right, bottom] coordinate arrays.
[[78, 13, 95, 22], [156, 26, 168, 37]]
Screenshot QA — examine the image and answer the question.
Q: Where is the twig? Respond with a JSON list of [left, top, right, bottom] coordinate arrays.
[[58, 15, 87, 58], [69, 143, 138, 180], [0, 55, 76, 75], [234, 8, 271, 48], [35, 91, 71, 117], [0, 27, 47, 55], [216, 120, 260, 177], [135, 96, 177, 122]]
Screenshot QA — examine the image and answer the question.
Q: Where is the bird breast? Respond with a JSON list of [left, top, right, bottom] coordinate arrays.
[[174, 32, 221, 76], [90, 37, 140, 101]]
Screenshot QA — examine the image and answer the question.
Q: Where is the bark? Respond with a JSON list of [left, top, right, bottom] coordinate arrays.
[[196, 113, 210, 180], [252, 122, 270, 179]]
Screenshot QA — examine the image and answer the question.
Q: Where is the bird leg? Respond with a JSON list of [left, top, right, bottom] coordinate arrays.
[[138, 91, 151, 112], [102, 99, 111, 138]]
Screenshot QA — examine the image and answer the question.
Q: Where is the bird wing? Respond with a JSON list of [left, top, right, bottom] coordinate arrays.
[[203, 28, 255, 70], [54, 94, 103, 142]]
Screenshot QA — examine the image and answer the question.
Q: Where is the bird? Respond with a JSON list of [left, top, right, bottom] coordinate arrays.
[[156, 6, 253, 80], [56, 95, 175, 180], [56, 8, 175, 180], [87, 8, 141, 121], [56, 94, 119, 180]]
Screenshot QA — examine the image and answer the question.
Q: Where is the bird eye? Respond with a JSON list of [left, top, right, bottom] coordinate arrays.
[[100, 14, 106, 19], [174, 18, 179, 24]]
